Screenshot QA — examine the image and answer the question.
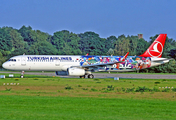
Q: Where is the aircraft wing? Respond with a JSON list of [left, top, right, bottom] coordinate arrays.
[[73, 52, 129, 68], [81, 61, 124, 68]]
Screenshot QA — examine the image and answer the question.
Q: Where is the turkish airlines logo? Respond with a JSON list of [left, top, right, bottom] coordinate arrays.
[[148, 41, 163, 57]]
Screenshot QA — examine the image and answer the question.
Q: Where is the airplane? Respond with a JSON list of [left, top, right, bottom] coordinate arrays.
[[2, 34, 172, 78]]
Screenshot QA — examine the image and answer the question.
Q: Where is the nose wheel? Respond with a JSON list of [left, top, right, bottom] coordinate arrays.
[[21, 71, 24, 78], [88, 74, 94, 79]]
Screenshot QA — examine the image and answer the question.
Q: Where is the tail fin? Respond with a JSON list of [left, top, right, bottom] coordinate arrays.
[[139, 34, 167, 58]]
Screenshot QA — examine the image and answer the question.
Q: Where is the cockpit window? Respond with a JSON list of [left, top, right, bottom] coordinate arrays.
[[8, 59, 16, 62]]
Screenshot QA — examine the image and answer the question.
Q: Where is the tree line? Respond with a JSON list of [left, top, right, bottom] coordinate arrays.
[[0, 25, 176, 73]]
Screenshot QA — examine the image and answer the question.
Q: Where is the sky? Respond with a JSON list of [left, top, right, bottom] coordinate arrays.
[[0, 0, 176, 41]]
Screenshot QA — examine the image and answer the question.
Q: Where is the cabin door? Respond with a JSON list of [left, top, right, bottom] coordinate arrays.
[[21, 56, 26, 66]]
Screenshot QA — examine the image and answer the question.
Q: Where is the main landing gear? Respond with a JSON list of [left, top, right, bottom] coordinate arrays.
[[80, 74, 94, 79], [80, 75, 85, 78], [88, 74, 94, 78]]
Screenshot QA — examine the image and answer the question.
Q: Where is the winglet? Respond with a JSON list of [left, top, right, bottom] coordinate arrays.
[[122, 52, 129, 61]]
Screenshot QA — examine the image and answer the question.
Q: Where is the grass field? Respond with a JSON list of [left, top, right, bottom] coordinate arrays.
[[1, 95, 176, 120], [0, 73, 176, 119], [0, 73, 52, 78]]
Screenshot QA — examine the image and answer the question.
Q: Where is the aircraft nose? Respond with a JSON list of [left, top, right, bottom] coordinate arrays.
[[2, 62, 8, 69]]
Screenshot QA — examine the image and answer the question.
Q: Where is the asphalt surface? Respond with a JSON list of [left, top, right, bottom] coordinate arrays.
[[0, 72, 176, 79]]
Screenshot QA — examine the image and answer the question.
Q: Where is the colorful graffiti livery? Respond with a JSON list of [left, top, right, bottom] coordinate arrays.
[[80, 55, 151, 71]]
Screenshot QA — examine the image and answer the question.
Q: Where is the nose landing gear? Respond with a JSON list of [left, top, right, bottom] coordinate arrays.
[[21, 71, 24, 78]]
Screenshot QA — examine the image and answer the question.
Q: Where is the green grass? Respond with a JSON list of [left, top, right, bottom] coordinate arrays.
[[0, 95, 176, 120], [0, 77, 176, 97], [1, 76, 176, 119], [0, 73, 52, 78]]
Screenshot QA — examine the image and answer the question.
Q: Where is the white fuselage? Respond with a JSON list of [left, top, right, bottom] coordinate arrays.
[[2, 55, 170, 73], [2, 55, 81, 71]]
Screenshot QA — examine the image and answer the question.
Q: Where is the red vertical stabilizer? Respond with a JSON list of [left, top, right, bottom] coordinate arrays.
[[139, 34, 167, 58]]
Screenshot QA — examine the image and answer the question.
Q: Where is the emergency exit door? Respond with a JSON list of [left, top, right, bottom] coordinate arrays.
[[55, 59, 60, 66]]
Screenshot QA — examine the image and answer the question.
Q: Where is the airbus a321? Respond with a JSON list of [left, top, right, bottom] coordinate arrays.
[[2, 34, 172, 78]]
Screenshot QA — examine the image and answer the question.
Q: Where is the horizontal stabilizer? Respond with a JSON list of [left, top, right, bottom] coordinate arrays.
[[152, 58, 174, 62]]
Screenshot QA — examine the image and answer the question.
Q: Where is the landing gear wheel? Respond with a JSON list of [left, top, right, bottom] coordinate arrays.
[[80, 75, 85, 78], [21, 71, 24, 78], [88, 74, 94, 79]]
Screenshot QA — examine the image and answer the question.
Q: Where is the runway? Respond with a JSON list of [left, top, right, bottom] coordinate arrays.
[[0, 72, 176, 79]]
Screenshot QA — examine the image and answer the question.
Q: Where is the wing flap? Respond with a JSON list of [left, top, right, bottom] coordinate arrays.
[[81, 61, 124, 68]]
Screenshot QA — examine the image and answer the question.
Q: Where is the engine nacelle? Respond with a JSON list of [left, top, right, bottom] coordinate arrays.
[[67, 68, 85, 76]]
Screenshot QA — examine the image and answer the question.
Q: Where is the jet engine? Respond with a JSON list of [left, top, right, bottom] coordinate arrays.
[[67, 68, 85, 76]]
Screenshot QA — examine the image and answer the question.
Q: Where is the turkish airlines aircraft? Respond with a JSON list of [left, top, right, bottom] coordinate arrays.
[[2, 34, 171, 78]]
